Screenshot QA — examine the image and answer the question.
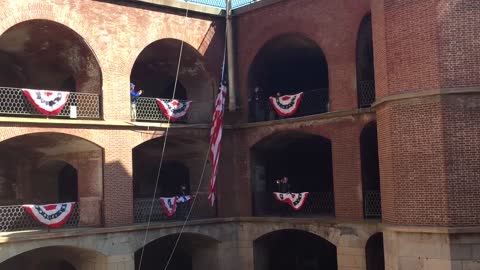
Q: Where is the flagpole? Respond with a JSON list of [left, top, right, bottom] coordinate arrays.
[[226, 0, 237, 111]]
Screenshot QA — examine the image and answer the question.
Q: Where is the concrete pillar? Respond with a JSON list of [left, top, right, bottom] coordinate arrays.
[[105, 254, 135, 270], [217, 241, 254, 270], [382, 229, 480, 270], [337, 246, 366, 270]]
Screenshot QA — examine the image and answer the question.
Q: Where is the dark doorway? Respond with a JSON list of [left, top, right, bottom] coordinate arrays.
[[366, 233, 385, 270], [254, 230, 337, 270], [361, 122, 381, 218], [356, 14, 376, 107], [58, 164, 78, 203]]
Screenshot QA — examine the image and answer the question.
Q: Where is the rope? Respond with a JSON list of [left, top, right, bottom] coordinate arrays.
[[136, 6, 190, 270]]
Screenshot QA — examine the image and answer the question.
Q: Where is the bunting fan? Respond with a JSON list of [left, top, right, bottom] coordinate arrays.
[[23, 202, 75, 228], [177, 195, 192, 203], [156, 99, 192, 121], [273, 192, 309, 211], [269, 92, 303, 117], [159, 197, 178, 217], [22, 89, 69, 116]]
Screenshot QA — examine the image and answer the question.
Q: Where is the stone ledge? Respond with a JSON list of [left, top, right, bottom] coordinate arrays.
[[373, 86, 480, 108], [0, 216, 380, 244], [0, 117, 211, 130], [383, 224, 480, 234], [234, 108, 375, 129]]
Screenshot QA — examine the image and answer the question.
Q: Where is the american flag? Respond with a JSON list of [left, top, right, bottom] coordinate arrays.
[[208, 55, 227, 207]]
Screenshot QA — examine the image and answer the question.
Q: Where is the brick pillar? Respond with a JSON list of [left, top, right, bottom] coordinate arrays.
[[77, 152, 102, 226], [331, 123, 363, 219], [103, 131, 135, 227], [372, 0, 480, 269]]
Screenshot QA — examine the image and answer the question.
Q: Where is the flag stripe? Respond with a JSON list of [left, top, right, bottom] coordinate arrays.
[[208, 58, 227, 207]]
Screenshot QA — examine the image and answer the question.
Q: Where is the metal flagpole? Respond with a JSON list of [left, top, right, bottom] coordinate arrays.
[[226, 0, 237, 111]]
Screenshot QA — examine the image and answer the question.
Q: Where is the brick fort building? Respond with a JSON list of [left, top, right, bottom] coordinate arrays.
[[0, 0, 478, 269]]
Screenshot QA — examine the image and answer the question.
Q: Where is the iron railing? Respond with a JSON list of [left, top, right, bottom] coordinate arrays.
[[0, 87, 101, 119], [252, 192, 335, 217], [180, 0, 260, 9], [0, 203, 80, 232], [132, 97, 212, 124], [249, 88, 329, 122], [364, 190, 381, 218], [133, 192, 217, 223], [358, 80, 376, 108]]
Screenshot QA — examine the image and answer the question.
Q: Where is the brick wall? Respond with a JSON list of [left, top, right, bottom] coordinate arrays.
[[235, 0, 371, 120], [373, 0, 480, 226]]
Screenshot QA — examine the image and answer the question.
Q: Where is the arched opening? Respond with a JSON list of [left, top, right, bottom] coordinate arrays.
[[356, 14, 376, 107], [32, 160, 78, 203], [135, 233, 218, 270], [251, 132, 334, 216], [361, 122, 381, 218], [130, 39, 214, 123], [254, 229, 337, 270], [0, 20, 102, 118], [132, 136, 215, 222], [0, 246, 106, 270], [366, 233, 385, 270], [0, 133, 103, 231], [248, 33, 329, 122]]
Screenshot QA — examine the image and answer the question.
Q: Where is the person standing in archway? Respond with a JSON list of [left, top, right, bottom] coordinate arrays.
[[130, 83, 143, 120], [252, 86, 266, 121]]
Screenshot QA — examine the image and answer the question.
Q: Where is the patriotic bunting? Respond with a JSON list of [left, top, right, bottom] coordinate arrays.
[[273, 192, 310, 211], [22, 89, 69, 116], [269, 92, 304, 117], [156, 99, 192, 121], [159, 197, 178, 217], [23, 202, 75, 228], [177, 195, 192, 203]]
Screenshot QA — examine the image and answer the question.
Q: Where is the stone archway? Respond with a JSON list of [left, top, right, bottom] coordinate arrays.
[[135, 233, 219, 270], [248, 33, 329, 121], [130, 38, 214, 123], [254, 229, 337, 270], [0, 246, 107, 270], [0, 132, 103, 231], [0, 19, 103, 118], [250, 132, 334, 217]]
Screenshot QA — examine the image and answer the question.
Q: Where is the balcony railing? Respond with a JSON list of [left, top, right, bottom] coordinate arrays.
[[0, 87, 101, 119], [249, 88, 329, 122], [358, 80, 376, 108], [133, 192, 216, 223], [364, 190, 381, 218], [179, 0, 260, 9], [0, 203, 80, 232], [133, 97, 212, 124], [252, 192, 335, 217]]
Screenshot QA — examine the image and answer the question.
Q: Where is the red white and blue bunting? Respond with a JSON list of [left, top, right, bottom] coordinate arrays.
[[156, 99, 192, 122], [23, 202, 75, 228], [160, 197, 178, 217], [273, 192, 309, 211], [22, 89, 69, 116], [269, 92, 303, 117], [177, 195, 192, 203]]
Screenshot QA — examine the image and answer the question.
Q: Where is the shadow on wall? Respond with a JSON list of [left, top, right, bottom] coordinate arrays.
[[103, 159, 134, 225]]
